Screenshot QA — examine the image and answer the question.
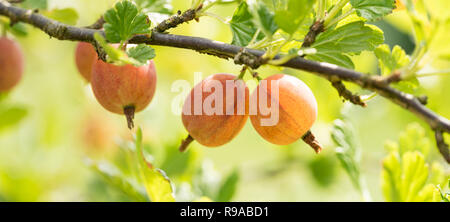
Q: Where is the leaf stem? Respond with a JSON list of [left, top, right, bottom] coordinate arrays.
[[237, 65, 247, 79], [263, 34, 293, 61], [361, 92, 378, 102], [323, 0, 350, 26], [201, 12, 228, 24], [317, 0, 327, 21], [325, 8, 355, 29], [416, 70, 450, 78], [247, 29, 261, 47]]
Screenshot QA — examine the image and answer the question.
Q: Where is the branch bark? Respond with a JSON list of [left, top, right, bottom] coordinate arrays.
[[0, 1, 449, 163]]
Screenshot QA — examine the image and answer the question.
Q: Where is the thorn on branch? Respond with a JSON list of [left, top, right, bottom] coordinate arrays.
[[417, 95, 428, 106], [301, 20, 325, 49], [434, 129, 450, 163], [153, 8, 199, 33], [84, 16, 105, 30], [330, 77, 367, 107]]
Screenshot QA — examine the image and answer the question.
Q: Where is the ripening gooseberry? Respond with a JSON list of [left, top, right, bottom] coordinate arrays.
[[250, 74, 321, 152], [180, 73, 249, 151], [0, 37, 24, 92], [91, 59, 157, 129], [75, 42, 98, 82]]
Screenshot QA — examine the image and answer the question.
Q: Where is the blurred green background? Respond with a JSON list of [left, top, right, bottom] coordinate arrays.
[[0, 0, 448, 201]]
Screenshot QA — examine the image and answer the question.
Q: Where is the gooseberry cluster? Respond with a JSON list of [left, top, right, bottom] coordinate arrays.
[[179, 73, 319, 152]]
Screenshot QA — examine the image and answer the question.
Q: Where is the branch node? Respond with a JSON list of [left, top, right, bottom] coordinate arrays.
[[234, 48, 265, 69], [331, 78, 367, 107], [417, 95, 428, 106]]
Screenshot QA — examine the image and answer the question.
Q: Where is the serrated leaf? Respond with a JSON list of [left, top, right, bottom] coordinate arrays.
[[374, 44, 422, 94], [307, 21, 384, 68], [135, 128, 175, 202], [382, 151, 441, 201], [20, 0, 47, 10], [274, 0, 315, 34], [247, 0, 278, 38], [43, 8, 79, 26], [216, 169, 239, 202], [229, 2, 264, 46], [312, 21, 384, 54], [104, 1, 151, 43], [375, 44, 410, 76], [332, 119, 362, 191], [350, 0, 396, 21], [134, 0, 173, 14], [127, 44, 155, 65], [397, 123, 430, 158], [93, 33, 139, 66], [88, 160, 148, 202], [307, 53, 354, 69], [0, 106, 27, 131]]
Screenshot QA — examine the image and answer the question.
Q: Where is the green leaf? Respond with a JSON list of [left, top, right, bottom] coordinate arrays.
[[229, 2, 264, 46], [160, 142, 198, 177], [375, 44, 410, 76], [374, 44, 421, 94], [307, 53, 355, 69], [134, 0, 173, 14], [307, 21, 384, 69], [88, 160, 148, 202], [93, 33, 139, 66], [135, 128, 175, 202], [104, 0, 151, 43], [381, 151, 437, 201], [0, 106, 27, 131], [429, 162, 446, 187], [21, 0, 47, 10], [381, 123, 450, 202], [127, 44, 155, 65], [216, 169, 239, 202], [247, 0, 278, 38], [274, 0, 316, 34], [332, 119, 362, 191], [9, 23, 28, 37], [397, 123, 430, 158], [43, 8, 79, 26], [350, 0, 396, 21], [312, 21, 384, 54]]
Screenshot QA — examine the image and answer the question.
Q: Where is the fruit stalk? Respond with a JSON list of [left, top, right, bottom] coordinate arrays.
[[179, 134, 194, 152], [124, 106, 135, 130], [302, 130, 323, 154]]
